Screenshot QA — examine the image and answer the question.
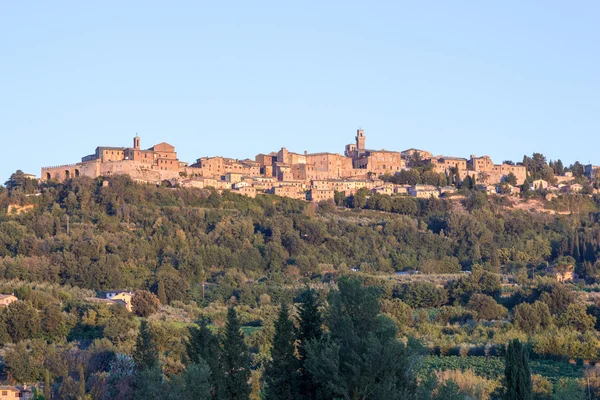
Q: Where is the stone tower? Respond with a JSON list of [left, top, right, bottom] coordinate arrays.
[[356, 129, 366, 150], [134, 135, 140, 149]]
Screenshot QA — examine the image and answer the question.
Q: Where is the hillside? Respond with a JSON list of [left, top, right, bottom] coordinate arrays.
[[1, 176, 600, 398]]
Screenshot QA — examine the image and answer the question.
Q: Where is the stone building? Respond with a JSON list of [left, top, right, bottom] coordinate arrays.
[[272, 185, 307, 200], [0, 294, 17, 307], [42, 136, 182, 183], [190, 156, 260, 178], [427, 156, 469, 178], [467, 155, 526, 185], [401, 148, 433, 162], [344, 129, 406, 174], [409, 184, 439, 198], [0, 385, 33, 400], [585, 164, 600, 180], [255, 153, 277, 176], [308, 189, 335, 203]]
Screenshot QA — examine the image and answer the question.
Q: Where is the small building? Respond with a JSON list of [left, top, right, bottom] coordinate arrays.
[[103, 290, 134, 312], [393, 185, 410, 195], [439, 186, 457, 195], [0, 385, 34, 400], [545, 264, 576, 282], [507, 185, 521, 195], [371, 185, 394, 195], [233, 186, 257, 198], [567, 183, 584, 193], [308, 189, 335, 203], [225, 172, 244, 183], [409, 184, 439, 198], [0, 294, 17, 307], [530, 179, 549, 190], [477, 184, 497, 195]]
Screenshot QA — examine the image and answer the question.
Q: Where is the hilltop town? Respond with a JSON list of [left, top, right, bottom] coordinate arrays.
[[41, 129, 600, 202]]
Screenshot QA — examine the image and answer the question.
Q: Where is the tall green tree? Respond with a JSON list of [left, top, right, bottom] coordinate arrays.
[[305, 277, 419, 400], [6, 301, 40, 342], [297, 288, 323, 399], [133, 319, 158, 372], [222, 307, 251, 400], [187, 319, 225, 400], [504, 339, 532, 400], [263, 304, 299, 400]]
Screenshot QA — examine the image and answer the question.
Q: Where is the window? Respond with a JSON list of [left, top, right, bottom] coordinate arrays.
[[2, 391, 7, 395]]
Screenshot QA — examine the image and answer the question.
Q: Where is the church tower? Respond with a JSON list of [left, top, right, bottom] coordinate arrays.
[[356, 129, 366, 150], [134, 135, 140, 149]]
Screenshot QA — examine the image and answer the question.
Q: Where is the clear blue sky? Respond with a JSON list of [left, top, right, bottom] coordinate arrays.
[[1, 1, 599, 183]]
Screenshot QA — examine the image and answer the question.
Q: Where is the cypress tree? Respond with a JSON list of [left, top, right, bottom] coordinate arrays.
[[78, 364, 85, 399], [187, 319, 226, 399], [133, 319, 158, 372], [504, 339, 532, 400], [157, 280, 167, 305], [222, 307, 251, 400], [574, 232, 581, 262], [263, 304, 299, 400], [297, 288, 323, 399], [44, 369, 51, 400]]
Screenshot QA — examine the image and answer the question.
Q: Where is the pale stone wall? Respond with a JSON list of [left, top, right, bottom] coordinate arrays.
[[42, 160, 101, 182], [308, 189, 335, 203]]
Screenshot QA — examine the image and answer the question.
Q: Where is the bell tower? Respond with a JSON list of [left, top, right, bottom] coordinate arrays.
[[134, 135, 140, 149], [356, 129, 366, 150]]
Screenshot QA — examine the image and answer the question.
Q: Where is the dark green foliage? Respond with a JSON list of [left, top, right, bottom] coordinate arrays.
[[133, 366, 164, 400], [222, 307, 251, 400], [133, 319, 158, 372], [504, 339, 533, 400], [305, 277, 418, 399], [466, 294, 507, 321], [447, 266, 502, 304], [296, 288, 323, 399], [434, 380, 463, 400], [6, 300, 40, 342], [131, 290, 161, 317], [187, 320, 225, 399], [5, 170, 38, 193], [538, 284, 576, 315], [397, 282, 448, 308], [167, 360, 212, 400], [263, 304, 298, 400], [513, 302, 552, 335], [157, 281, 167, 305]]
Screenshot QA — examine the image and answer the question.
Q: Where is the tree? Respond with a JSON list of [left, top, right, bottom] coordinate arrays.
[[5, 170, 38, 193], [222, 307, 251, 400], [6, 301, 40, 342], [263, 304, 299, 400], [132, 290, 161, 317], [552, 378, 585, 400], [333, 191, 346, 206], [187, 319, 225, 399], [556, 303, 595, 332], [504, 339, 532, 400], [133, 319, 158, 372], [513, 302, 552, 335], [305, 277, 419, 399], [40, 303, 68, 341], [157, 280, 167, 305], [467, 294, 507, 321], [167, 360, 212, 400], [296, 288, 323, 399], [133, 366, 164, 400], [505, 172, 518, 186], [539, 284, 576, 315]]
